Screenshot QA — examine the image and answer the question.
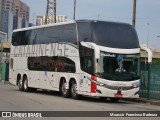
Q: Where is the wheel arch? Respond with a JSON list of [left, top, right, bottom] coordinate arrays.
[[69, 77, 77, 89], [59, 77, 67, 92], [23, 74, 28, 80], [16, 73, 22, 85]]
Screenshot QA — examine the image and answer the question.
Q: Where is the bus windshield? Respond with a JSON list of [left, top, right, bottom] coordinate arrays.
[[91, 21, 139, 49], [96, 51, 140, 81]]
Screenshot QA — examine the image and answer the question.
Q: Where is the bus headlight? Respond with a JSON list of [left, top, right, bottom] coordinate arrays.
[[91, 80, 104, 86], [132, 82, 139, 88]]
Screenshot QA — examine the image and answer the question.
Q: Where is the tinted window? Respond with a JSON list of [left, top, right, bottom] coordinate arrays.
[[12, 23, 77, 46], [28, 56, 76, 73], [79, 43, 94, 74], [77, 22, 91, 42], [12, 30, 31, 45], [91, 21, 139, 49]]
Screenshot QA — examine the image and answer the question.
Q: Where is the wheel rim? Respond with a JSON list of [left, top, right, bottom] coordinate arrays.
[[62, 82, 67, 95], [71, 84, 77, 96], [19, 80, 22, 89], [24, 79, 27, 90]]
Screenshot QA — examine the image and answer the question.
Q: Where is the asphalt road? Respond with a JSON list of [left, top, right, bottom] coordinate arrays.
[[0, 83, 160, 120]]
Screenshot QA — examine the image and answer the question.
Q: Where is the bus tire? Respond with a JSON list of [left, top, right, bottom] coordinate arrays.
[[110, 98, 120, 102], [99, 97, 107, 101], [18, 79, 24, 91], [71, 81, 79, 99], [23, 76, 30, 92], [61, 79, 70, 98]]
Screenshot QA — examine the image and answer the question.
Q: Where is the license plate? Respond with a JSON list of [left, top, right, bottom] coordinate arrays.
[[114, 94, 123, 98]]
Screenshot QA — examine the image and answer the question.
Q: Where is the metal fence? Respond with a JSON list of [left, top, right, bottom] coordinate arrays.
[[140, 63, 160, 100], [0, 63, 9, 81]]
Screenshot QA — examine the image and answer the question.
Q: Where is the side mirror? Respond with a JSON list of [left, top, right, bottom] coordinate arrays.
[[140, 45, 152, 63]]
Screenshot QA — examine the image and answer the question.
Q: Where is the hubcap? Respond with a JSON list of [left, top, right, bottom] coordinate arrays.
[[62, 83, 67, 94], [72, 84, 77, 96], [24, 80, 27, 90], [19, 80, 22, 88]]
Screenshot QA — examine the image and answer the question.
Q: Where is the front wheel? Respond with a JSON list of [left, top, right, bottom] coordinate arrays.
[[61, 80, 70, 98], [110, 98, 120, 102], [71, 81, 79, 99]]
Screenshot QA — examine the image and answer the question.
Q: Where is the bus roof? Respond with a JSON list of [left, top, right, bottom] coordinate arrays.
[[13, 20, 76, 32], [13, 20, 132, 32]]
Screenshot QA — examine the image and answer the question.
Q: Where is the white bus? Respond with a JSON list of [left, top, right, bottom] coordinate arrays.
[[9, 20, 151, 101]]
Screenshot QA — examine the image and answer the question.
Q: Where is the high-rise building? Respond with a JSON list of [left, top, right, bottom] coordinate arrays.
[[2, 0, 29, 21], [1, 11, 14, 40], [0, 0, 30, 40], [0, 0, 4, 30], [36, 15, 67, 26]]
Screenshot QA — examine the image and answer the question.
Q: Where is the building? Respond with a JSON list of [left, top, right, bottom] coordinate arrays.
[[36, 15, 67, 26], [0, 31, 7, 42], [0, 0, 4, 30], [29, 23, 35, 27], [2, 0, 29, 21], [0, 0, 30, 40], [1, 11, 14, 40]]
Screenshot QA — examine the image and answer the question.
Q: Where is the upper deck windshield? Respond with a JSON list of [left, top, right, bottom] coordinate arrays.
[[96, 52, 140, 81], [91, 21, 139, 49]]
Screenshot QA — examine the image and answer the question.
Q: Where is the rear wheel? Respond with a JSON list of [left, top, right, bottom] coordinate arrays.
[[18, 79, 24, 91], [71, 81, 79, 99], [23, 76, 30, 92], [61, 79, 70, 98]]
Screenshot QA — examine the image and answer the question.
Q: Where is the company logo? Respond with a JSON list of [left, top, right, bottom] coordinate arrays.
[[1, 112, 42, 118], [2, 112, 11, 117]]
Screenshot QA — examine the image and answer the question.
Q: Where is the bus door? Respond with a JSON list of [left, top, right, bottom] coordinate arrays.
[[82, 73, 91, 93]]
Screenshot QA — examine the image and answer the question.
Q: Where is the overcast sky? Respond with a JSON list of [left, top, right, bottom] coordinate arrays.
[[22, 0, 160, 49]]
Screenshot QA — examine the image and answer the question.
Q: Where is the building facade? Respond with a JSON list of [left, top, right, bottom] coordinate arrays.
[[0, 31, 7, 42], [36, 15, 67, 26], [0, 0, 30, 40], [0, 0, 3, 30], [1, 11, 13, 40], [2, 0, 29, 21]]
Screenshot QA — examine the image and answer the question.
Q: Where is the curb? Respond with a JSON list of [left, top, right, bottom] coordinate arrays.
[[0, 81, 11, 85], [123, 98, 160, 106]]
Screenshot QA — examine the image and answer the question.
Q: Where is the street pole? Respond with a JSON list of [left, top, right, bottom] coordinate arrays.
[[54, 0, 56, 23], [147, 23, 150, 47], [132, 0, 137, 27], [45, 0, 49, 24], [0, 42, 3, 82], [146, 23, 150, 100], [73, 0, 76, 20], [16, 9, 19, 29]]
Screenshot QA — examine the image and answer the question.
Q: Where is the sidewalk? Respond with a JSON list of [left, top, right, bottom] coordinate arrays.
[[124, 98, 160, 106], [0, 80, 12, 85]]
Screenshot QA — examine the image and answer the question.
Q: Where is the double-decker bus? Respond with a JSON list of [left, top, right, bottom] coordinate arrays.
[[9, 20, 152, 101]]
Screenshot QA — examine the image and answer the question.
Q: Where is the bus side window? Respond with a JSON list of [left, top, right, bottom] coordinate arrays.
[[79, 44, 94, 75], [77, 22, 91, 42], [27, 56, 76, 73]]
